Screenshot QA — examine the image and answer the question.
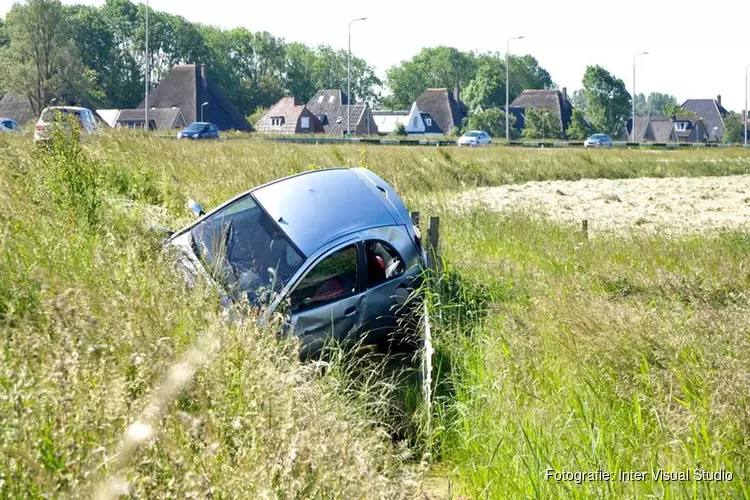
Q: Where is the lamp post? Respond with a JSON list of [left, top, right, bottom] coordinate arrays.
[[144, 0, 149, 131], [632, 51, 649, 141], [201, 102, 209, 122], [347, 17, 368, 138], [505, 36, 525, 142], [745, 63, 749, 147]]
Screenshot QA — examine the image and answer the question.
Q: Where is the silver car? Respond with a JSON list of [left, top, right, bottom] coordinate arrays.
[[166, 167, 425, 358], [458, 130, 492, 147], [584, 134, 613, 148]]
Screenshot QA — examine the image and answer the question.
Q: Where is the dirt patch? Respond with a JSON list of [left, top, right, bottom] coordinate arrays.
[[458, 175, 750, 235]]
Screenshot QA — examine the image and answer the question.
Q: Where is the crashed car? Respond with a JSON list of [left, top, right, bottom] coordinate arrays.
[[165, 167, 425, 358]]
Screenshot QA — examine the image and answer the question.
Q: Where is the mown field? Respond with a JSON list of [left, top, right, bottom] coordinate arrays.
[[2, 130, 750, 498]]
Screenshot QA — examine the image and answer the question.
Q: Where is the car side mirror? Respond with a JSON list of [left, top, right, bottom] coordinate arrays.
[[187, 199, 205, 218]]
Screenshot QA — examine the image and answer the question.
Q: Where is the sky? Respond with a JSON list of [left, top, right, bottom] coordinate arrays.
[[2, 0, 749, 111]]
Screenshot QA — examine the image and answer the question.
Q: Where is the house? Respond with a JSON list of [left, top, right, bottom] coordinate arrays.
[[414, 88, 467, 135], [110, 108, 188, 130], [509, 88, 573, 134], [255, 96, 324, 134], [372, 102, 426, 135], [681, 95, 728, 142], [624, 116, 706, 142], [0, 93, 37, 125], [305, 89, 377, 136], [137, 64, 252, 132]]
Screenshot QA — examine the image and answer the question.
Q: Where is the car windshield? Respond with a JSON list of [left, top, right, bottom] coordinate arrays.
[[189, 195, 304, 305], [41, 108, 81, 122], [465, 131, 480, 137], [591, 134, 608, 140], [186, 122, 208, 132]]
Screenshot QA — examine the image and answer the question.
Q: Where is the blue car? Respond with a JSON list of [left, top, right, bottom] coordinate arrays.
[[0, 118, 20, 132], [177, 122, 220, 140], [166, 168, 425, 358]]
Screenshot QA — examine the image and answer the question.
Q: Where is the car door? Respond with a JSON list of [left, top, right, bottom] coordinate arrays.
[[359, 239, 412, 347], [287, 242, 366, 358]]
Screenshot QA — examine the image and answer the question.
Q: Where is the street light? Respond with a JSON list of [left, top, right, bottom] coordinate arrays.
[[144, 0, 149, 132], [201, 101, 209, 122], [506, 36, 525, 142], [347, 17, 368, 138], [632, 51, 649, 141]]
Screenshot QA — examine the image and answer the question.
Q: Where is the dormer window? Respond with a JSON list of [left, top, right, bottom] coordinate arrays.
[[425, 118, 432, 127], [675, 121, 688, 131], [271, 116, 285, 127]]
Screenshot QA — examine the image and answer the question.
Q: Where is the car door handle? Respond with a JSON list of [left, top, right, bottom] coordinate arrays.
[[345, 306, 357, 317]]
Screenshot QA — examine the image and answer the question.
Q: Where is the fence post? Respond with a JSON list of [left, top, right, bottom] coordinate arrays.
[[582, 219, 589, 239], [427, 216, 440, 274]]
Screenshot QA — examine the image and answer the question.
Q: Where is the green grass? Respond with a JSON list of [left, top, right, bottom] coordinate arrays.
[[2, 130, 750, 498]]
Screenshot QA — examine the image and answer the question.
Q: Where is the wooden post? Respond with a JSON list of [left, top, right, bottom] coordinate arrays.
[[582, 219, 589, 239], [427, 216, 440, 274]]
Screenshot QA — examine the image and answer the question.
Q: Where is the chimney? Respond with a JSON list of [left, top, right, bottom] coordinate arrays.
[[454, 86, 460, 103], [717, 94, 722, 106], [562, 87, 568, 102]]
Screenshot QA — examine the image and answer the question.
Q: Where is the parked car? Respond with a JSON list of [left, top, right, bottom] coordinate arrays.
[[458, 130, 492, 147], [0, 118, 20, 132], [177, 122, 220, 140], [165, 167, 425, 359], [584, 134, 613, 148], [34, 106, 98, 143]]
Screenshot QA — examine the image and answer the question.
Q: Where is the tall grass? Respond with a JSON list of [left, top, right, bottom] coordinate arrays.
[[3, 130, 750, 498], [430, 211, 750, 497], [0, 132, 419, 498]]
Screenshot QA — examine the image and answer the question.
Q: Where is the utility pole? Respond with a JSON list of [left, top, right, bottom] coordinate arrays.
[[144, 0, 149, 131], [632, 51, 649, 141], [505, 36, 525, 142], [347, 17, 368, 138], [745, 64, 749, 147]]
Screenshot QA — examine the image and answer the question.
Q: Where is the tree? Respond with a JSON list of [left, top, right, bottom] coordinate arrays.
[[723, 112, 745, 144], [462, 62, 504, 112], [0, 18, 9, 48], [582, 65, 631, 137], [522, 108, 562, 139], [570, 89, 586, 115], [392, 122, 407, 137], [566, 109, 591, 140], [662, 102, 698, 119], [1, 0, 88, 115], [383, 46, 477, 109], [463, 108, 514, 138]]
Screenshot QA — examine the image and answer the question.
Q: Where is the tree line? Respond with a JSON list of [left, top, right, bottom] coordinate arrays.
[[2, 0, 744, 142]]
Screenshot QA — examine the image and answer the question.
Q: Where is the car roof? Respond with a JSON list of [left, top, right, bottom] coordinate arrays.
[[43, 106, 89, 111], [252, 168, 401, 256]]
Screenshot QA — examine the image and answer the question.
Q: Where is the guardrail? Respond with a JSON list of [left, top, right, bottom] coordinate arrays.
[[264, 136, 744, 149]]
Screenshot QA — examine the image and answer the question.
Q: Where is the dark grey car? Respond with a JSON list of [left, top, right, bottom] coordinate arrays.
[[166, 167, 425, 358]]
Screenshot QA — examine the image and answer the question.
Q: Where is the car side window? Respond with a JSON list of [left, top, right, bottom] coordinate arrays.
[[290, 245, 359, 312], [366, 240, 405, 288]]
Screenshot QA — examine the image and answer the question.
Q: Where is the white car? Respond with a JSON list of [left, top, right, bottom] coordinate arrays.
[[34, 106, 98, 142], [458, 130, 491, 147]]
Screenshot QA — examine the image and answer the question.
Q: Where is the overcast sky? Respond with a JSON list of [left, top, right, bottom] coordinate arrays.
[[2, 0, 749, 111]]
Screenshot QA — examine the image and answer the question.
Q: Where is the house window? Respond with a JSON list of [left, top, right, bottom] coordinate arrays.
[[675, 121, 688, 131], [318, 96, 324, 103], [329, 95, 336, 103], [271, 116, 285, 127], [425, 118, 432, 127], [301, 116, 310, 129], [412, 117, 418, 128]]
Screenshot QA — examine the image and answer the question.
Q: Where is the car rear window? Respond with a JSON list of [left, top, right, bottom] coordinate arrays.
[[41, 109, 81, 122]]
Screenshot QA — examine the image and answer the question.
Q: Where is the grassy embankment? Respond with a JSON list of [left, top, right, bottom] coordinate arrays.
[[2, 130, 750, 497]]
